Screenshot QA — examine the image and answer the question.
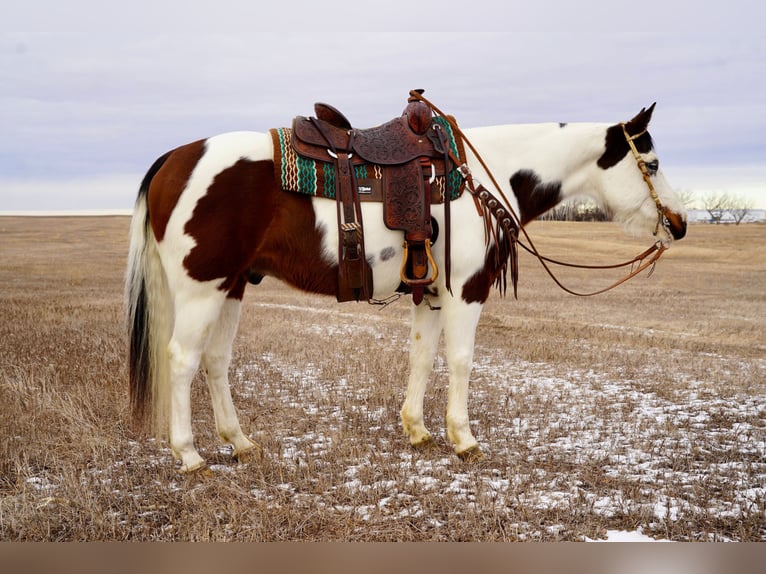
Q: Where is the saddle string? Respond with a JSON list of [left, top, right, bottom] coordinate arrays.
[[408, 90, 668, 298]]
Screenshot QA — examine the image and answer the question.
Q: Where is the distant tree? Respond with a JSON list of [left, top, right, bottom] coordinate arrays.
[[701, 192, 755, 224], [575, 200, 609, 222], [676, 188, 696, 208], [701, 192, 732, 224], [540, 198, 608, 222], [728, 197, 756, 225]]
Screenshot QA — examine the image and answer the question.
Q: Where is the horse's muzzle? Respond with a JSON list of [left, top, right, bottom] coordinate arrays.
[[663, 209, 687, 240]]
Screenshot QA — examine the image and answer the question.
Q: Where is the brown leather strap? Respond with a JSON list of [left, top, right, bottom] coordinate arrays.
[[408, 158, 434, 306], [516, 238, 666, 297], [433, 123, 453, 294], [308, 119, 370, 302], [336, 150, 371, 301]]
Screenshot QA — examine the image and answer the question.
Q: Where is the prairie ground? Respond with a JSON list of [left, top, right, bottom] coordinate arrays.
[[0, 216, 764, 541]]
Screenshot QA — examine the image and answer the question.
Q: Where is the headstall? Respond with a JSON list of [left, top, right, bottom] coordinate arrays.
[[620, 122, 673, 238]]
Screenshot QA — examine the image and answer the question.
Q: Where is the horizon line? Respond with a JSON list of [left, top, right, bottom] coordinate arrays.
[[0, 209, 134, 217]]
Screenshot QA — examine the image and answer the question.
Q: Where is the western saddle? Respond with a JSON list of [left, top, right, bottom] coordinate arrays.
[[290, 90, 464, 304]]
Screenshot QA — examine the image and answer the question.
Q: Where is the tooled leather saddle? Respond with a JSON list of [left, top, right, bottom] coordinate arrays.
[[289, 90, 465, 304]]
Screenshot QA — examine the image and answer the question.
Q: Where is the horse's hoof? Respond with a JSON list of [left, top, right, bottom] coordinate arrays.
[[178, 462, 212, 476], [198, 466, 215, 478], [411, 435, 437, 450], [233, 443, 263, 464], [456, 445, 484, 462]]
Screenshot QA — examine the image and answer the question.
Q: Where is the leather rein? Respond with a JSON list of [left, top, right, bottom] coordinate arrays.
[[409, 90, 671, 298]]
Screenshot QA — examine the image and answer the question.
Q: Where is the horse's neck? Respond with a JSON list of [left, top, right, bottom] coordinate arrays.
[[462, 123, 608, 199]]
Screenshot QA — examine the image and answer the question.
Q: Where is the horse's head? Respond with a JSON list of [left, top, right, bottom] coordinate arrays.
[[596, 104, 687, 242]]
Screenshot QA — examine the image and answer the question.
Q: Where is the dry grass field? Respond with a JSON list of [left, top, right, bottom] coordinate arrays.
[[0, 216, 764, 541]]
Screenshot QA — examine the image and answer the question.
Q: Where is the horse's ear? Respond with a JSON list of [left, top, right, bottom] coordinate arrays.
[[643, 102, 656, 123], [625, 102, 656, 136]]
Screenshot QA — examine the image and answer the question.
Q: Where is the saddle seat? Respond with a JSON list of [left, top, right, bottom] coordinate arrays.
[[292, 99, 443, 166], [289, 92, 463, 304]]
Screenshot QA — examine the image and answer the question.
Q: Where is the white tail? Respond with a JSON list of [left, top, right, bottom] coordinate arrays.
[[126, 157, 172, 437]]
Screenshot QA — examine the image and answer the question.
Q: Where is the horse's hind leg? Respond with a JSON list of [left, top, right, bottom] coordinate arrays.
[[400, 302, 443, 448], [167, 288, 228, 473], [201, 297, 259, 461]]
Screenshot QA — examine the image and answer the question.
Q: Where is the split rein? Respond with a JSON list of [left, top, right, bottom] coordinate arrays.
[[409, 90, 669, 298]]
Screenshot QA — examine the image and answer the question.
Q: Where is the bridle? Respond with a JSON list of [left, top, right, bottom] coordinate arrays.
[[621, 122, 674, 238], [408, 90, 671, 298]]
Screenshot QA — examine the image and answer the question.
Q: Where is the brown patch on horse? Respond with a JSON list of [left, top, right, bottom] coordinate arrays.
[[147, 139, 206, 241], [663, 208, 687, 240], [461, 243, 508, 304], [461, 171, 556, 304], [510, 169, 562, 225], [182, 160, 338, 300]]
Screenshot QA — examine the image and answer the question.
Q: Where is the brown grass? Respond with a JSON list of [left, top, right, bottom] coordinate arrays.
[[0, 216, 764, 541]]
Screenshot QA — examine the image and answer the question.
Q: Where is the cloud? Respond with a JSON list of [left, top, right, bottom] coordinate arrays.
[[1, 1, 764, 210]]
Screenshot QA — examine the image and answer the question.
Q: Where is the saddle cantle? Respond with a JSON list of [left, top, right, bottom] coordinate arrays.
[[278, 91, 466, 304], [313, 102, 352, 129]]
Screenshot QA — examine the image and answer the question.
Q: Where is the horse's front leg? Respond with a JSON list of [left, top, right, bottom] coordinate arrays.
[[400, 300, 443, 448], [442, 298, 483, 458]]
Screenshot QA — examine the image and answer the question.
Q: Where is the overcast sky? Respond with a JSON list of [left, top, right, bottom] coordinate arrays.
[[2, 0, 764, 212]]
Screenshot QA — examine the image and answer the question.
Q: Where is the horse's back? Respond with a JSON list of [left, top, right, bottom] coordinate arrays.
[[146, 131, 273, 237]]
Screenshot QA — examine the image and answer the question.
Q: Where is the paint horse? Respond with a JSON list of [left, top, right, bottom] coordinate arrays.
[[127, 96, 687, 472]]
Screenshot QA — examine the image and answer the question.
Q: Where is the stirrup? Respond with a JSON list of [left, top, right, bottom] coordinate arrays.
[[400, 239, 438, 286]]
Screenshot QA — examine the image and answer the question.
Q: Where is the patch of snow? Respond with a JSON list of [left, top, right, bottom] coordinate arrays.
[[586, 528, 670, 542]]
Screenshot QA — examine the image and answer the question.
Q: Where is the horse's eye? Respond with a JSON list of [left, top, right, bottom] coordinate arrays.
[[645, 160, 659, 175]]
